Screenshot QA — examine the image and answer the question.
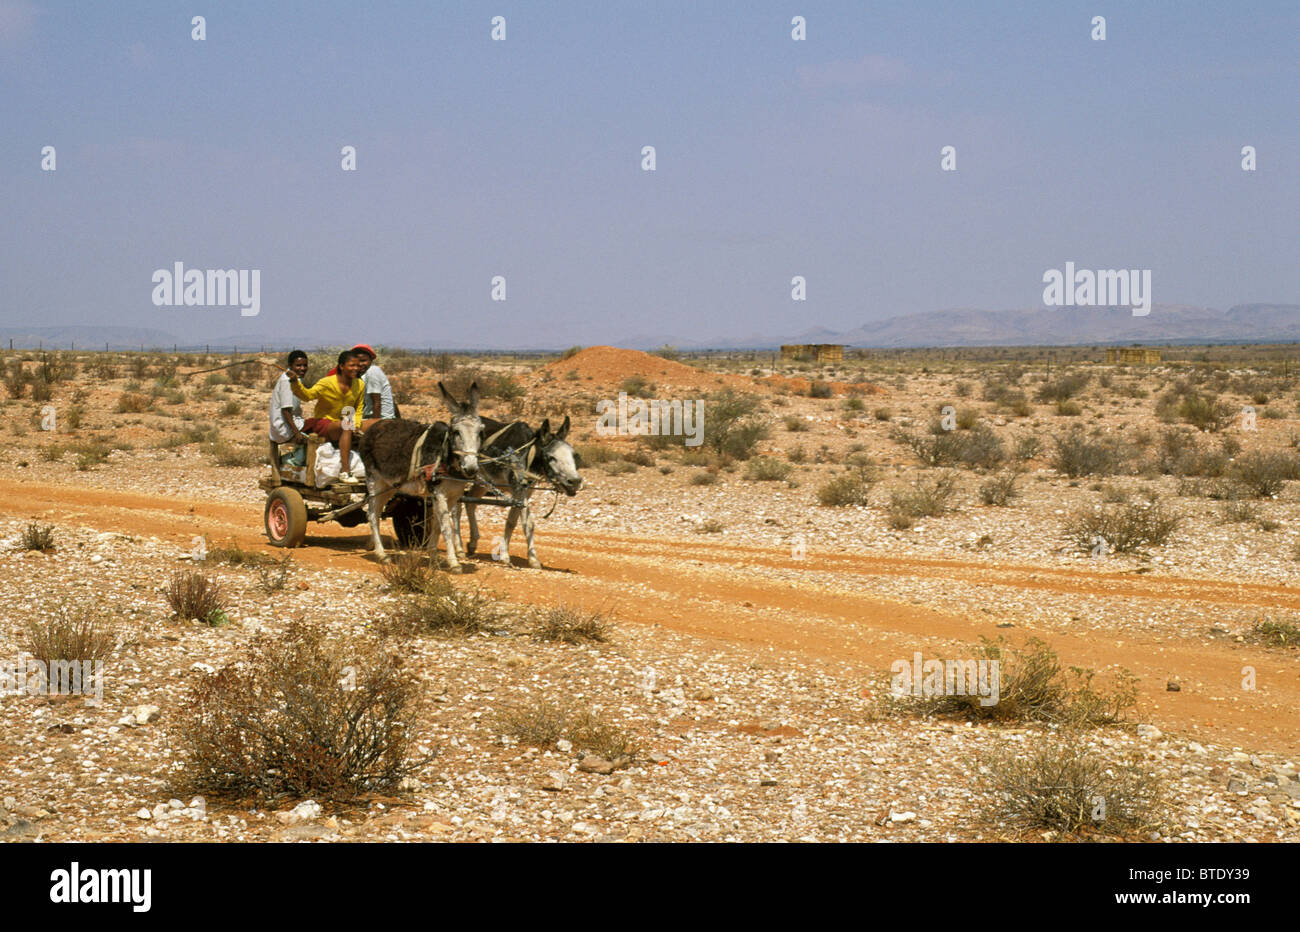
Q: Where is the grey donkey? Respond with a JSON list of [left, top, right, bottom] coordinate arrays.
[[358, 382, 482, 571], [455, 414, 583, 568]]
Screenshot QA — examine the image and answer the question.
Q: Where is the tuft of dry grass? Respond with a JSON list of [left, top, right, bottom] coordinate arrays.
[[207, 540, 274, 567], [18, 523, 56, 552], [982, 731, 1166, 839], [166, 571, 226, 624], [1248, 617, 1300, 648], [116, 391, 153, 413], [380, 552, 443, 593], [390, 582, 500, 636], [23, 603, 116, 671], [496, 700, 638, 763], [529, 604, 611, 644], [890, 637, 1138, 728]]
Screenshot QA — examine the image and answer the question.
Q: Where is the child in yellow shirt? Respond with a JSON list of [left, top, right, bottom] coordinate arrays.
[[288, 349, 366, 481]]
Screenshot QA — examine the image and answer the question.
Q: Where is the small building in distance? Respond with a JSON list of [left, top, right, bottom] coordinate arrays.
[[781, 343, 845, 363], [1105, 347, 1162, 365]]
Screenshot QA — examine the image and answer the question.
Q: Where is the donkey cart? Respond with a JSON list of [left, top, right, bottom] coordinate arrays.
[[259, 438, 425, 548]]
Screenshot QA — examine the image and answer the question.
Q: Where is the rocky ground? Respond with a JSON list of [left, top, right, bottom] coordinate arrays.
[[2, 346, 1299, 842]]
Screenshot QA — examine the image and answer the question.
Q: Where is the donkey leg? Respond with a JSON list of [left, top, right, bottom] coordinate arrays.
[[447, 486, 469, 562], [465, 501, 480, 556], [432, 485, 462, 572], [520, 503, 541, 569], [367, 480, 395, 563], [501, 505, 521, 564]]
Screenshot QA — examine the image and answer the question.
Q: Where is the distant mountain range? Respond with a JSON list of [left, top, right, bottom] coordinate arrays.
[[2, 303, 1297, 352], [614, 304, 1300, 350]]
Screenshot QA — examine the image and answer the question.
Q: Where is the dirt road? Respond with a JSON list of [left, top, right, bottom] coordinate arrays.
[[6, 477, 1298, 754]]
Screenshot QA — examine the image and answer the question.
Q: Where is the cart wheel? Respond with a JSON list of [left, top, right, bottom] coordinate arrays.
[[265, 487, 307, 548], [391, 496, 429, 549]]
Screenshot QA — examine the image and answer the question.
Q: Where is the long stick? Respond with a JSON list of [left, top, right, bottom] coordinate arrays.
[[182, 357, 285, 381]]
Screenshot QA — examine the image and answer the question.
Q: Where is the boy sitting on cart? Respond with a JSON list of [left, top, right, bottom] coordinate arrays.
[[268, 350, 310, 465]]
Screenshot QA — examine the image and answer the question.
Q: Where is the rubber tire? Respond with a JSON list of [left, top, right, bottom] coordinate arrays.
[[265, 487, 308, 548], [390, 496, 429, 549]]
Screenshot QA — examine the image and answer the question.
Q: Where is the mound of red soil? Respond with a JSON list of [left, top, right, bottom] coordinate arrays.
[[536, 346, 886, 398], [537, 346, 748, 393]]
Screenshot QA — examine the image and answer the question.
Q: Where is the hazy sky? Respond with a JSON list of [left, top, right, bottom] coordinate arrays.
[[1, 0, 1296, 347]]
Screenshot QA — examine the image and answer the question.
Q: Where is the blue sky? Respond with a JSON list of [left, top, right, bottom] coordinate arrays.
[[1, 0, 1296, 347]]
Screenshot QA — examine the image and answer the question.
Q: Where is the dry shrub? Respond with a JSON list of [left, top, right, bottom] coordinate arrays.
[[116, 392, 153, 413], [530, 604, 610, 643], [380, 552, 443, 593], [497, 700, 638, 763], [983, 731, 1166, 838], [19, 523, 55, 552], [572, 443, 617, 465], [23, 604, 116, 670], [173, 620, 429, 801], [622, 447, 655, 468], [886, 473, 958, 529], [207, 540, 274, 567], [978, 471, 1020, 506], [896, 637, 1138, 727], [818, 468, 876, 506], [893, 424, 1005, 470], [256, 556, 294, 593], [1065, 499, 1181, 553], [1217, 499, 1260, 524], [1035, 372, 1090, 403], [1152, 428, 1230, 477], [1229, 450, 1300, 498], [166, 571, 226, 623], [1052, 428, 1132, 478], [391, 582, 499, 636], [744, 456, 793, 481], [208, 442, 262, 467], [1249, 617, 1300, 648]]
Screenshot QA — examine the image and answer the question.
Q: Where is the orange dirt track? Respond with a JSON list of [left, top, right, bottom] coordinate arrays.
[[6, 477, 1297, 755]]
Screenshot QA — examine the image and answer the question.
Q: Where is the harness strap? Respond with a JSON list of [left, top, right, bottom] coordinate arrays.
[[482, 421, 522, 452], [408, 427, 449, 484]]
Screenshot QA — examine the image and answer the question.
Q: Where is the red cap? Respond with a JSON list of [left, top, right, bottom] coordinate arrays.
[[350, 344, 376, 359]]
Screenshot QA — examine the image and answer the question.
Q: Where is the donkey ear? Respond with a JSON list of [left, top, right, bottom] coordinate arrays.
[[438, 381, 461, 414], [467, 381, 480, 411], [537, 418, 551, 438], [556, 415, 571, 441]]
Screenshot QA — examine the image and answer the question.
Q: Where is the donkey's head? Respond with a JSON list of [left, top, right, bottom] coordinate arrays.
[[535, 415, 583, 495], [438, 381, 482, 477]]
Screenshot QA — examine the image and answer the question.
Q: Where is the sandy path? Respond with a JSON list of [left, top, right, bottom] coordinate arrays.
[[5, 477, 1297, 754]]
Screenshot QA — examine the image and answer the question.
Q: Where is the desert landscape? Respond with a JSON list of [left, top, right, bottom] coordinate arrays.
[[2, 343, 1298, 843]]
